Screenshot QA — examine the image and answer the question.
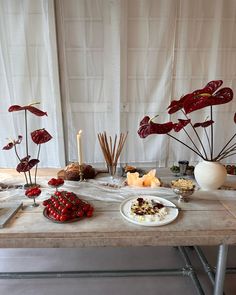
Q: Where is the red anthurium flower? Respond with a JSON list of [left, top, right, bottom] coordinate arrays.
[[2, 142, 14, 150], [8, 104, 47, 117], [173, 119, 191, 132], [167, 96, 188, 114], [2, 135, 23, 150], [167, 81, 223, 115], [167, 100, 182, 114], [16, 156, 40, 173], [25, 187, 41, 197], [184, 87, 233, 114], [138, 80, 235, 163], [182, 80, 233, 115], [194, 120, 214, 128], [31, 129, 52, 145], [190, 80, 223, 97], [138, 116, 173, 138]]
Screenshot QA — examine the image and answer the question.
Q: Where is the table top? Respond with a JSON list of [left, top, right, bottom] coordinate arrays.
[[1, 168, 236, 248]]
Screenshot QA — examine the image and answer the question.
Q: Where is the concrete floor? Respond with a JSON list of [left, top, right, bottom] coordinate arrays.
[[0, 246, 235, 295]]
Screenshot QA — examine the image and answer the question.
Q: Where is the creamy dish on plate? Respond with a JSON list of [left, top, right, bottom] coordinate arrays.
[[130, 197, 168, 222]]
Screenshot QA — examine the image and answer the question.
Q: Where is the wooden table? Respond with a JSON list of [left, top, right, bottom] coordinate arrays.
[[0, 168, 236, 295]]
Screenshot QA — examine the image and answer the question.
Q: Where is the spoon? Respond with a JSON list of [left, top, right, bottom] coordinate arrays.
[[151, 199, 180, 211]]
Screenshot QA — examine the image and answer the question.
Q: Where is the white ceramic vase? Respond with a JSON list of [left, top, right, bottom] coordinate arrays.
[[194, 160, 227, 190]]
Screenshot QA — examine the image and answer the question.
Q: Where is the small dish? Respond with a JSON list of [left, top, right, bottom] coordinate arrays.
[[171, 178, 195, 202], [172, 187, 195, 202]]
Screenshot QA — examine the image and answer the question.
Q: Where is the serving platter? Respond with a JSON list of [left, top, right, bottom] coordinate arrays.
[[43, 208, 81, 224]]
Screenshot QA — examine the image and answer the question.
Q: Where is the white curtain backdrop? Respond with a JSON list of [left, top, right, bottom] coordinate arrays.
[[56, 0, 122, 165], [0, 0, 65, 168], [1, 0, 236, 168], [57, 0, 236, 167]]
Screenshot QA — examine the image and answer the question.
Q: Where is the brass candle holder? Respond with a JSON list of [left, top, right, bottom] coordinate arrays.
[[79, 164, 84, 181]]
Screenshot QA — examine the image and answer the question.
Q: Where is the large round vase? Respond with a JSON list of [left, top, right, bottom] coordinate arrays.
[[194, 161, 227, 190]]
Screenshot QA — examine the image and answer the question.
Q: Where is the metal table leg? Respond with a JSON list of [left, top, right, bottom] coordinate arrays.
[[214, 244, 228, 295], [178, 246, 205, 295], [194, 246, 215, 285]]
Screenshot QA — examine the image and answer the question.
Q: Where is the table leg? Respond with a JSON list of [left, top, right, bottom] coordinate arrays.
[[214, 244, 228, 295]]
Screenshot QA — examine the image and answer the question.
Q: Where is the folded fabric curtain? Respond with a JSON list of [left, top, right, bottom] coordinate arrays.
[[0, 0, 65, 168]]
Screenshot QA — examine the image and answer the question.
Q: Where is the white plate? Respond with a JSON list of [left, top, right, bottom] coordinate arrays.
[[120, 195, 179, 227]]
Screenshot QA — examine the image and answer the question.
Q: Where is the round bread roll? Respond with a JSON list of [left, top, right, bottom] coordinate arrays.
[[82, 164, 96, 179], [64, 163, 96, 180], [64, 163, 80, 181]]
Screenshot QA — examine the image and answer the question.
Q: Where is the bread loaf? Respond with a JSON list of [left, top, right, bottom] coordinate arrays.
[[64, 163, 96, 180]]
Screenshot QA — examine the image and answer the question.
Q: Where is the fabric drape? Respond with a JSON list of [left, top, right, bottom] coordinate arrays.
[[58, 0, 236, 167], [0, 0, 65, 168]]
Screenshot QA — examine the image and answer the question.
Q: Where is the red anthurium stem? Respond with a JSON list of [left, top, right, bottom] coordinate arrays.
[[182, 110, 208, 160], [182, 128, 202, 156], [167, 134, 205, 159], [24, 110, 32, 185], [204, 128, 211, 155], [215, 143, 236, 161], [220, 142, 236, 156], [13, 144, 22, 162], [215, 133, 236, 160], [14, 144, 29, 185], [28, 171, 33, 186], [24, 110, 29, 156], [210, 106, 213, 159], [34, 144, 41, 185], [218, 151, 236, 161]]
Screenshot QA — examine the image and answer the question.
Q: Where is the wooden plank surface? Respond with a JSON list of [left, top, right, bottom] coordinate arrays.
[[0, 205, 236, 247], [0, 169, 236, 248], [220, 200, 236, 218]]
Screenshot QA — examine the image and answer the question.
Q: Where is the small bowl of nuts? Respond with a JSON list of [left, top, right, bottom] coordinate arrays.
[[171, 178, 195, 202]]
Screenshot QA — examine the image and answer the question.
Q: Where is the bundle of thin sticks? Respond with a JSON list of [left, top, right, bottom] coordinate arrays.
[[97, 132, 128, 169]]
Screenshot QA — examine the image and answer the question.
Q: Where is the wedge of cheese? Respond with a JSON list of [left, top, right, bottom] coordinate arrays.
[[127, 169, 161, 187]]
